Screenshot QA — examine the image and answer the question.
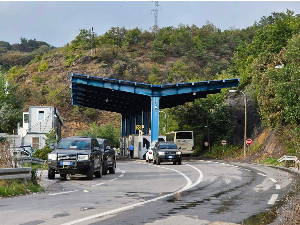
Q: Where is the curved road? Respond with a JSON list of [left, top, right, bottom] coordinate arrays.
[[0, 159, 296, 225]]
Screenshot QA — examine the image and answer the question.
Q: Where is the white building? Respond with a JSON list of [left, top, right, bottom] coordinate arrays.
[[17, 106, 63, 149]]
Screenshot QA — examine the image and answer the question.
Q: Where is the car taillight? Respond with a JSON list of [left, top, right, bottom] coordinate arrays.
[[149, 152, 152, 154]]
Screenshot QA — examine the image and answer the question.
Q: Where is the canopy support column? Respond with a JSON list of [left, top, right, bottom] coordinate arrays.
[[151, 96, 160, 144], [121, 113, 126, 137]]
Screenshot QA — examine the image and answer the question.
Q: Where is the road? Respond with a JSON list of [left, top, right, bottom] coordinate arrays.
[[0, 159, 296, 225]]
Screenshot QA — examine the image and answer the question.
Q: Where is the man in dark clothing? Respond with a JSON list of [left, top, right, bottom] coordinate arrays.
[[129, 144, 134, 159]]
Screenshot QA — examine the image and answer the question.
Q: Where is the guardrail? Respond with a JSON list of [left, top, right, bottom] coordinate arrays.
[[19, 156, 46, 165], [0, 167, 31, 182], [278, 155, 300, 170]]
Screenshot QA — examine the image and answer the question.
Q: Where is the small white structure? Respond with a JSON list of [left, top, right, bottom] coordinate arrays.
[[17, 106, 63, 149]]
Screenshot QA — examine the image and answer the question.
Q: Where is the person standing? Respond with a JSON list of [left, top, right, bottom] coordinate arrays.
[[129, 144, 134, 159]]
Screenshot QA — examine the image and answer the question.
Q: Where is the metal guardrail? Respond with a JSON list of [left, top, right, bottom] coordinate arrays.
[[19, 156, 46, 165], [0, 167, 31, 181], [278, 155, 299, 163], [278, 155, 300, 170]]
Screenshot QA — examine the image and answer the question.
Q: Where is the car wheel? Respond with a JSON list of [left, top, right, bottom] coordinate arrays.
[[153, 158, 156, 164], [95, 163, 102, 178], [102, 160, 108, 175], [48, 169, 55, 179], [86, 163, 94, 180], [146, 157, 148, 162], [157, 158, 160, 165], [178, 160, 182, 165], [173, 161, 177, 165]]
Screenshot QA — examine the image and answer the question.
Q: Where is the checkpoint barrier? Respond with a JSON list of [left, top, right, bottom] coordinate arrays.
[[0, 167, 32, 182]]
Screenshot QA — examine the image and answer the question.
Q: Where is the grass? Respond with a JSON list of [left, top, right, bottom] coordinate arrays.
[[0, 179, 44, 197], [0, 163, 47, 198], [259, 157, 282, 166]]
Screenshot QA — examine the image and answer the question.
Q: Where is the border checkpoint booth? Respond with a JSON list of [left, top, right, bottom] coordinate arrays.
[[70, 73, 239, 159]]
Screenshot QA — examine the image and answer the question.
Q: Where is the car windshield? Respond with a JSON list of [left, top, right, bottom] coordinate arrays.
[[57, 140, 90, 150], [159, 144, 177, 149]]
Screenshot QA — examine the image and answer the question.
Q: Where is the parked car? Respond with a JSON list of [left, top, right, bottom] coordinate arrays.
[[47, 137, 103, 180], [97, 139, 116, 175], [145, 146, 154, 163], [153, 141, 182, 165]]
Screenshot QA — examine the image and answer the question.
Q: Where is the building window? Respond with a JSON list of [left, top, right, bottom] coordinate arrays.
[[32, 137, 39, 149], [38, 111, 44, 121], [23, 113, 29, 124]]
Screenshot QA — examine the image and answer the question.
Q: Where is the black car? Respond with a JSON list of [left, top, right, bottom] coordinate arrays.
[[153, 141, 182, 165], [47, 137, 103, 180], [97, 139, 116, 175]]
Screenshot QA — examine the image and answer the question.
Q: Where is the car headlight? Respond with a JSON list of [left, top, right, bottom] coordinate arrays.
[[48, 153, 57, 161], [77, 155, 89, 161], [176, 151, 182, 155], [158, 151, 165, 156]]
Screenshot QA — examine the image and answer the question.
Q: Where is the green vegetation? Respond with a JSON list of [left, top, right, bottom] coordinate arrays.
[[0, 179, 44, 197], [259, 158, 281, 166], [76, 122, 121, 147], [0, 10, 299, 158]]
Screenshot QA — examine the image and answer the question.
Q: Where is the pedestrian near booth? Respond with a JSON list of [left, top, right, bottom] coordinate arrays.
[[129, 144, 134, 159]]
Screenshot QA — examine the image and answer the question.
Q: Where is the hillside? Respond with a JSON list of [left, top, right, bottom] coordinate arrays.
[[1, 10, 300, 159]]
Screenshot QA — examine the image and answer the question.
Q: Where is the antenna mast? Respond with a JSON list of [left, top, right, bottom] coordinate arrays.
[[151, 1, 161, 34]]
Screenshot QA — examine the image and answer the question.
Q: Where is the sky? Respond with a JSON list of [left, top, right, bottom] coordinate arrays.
[[1, 1, 300, 47]]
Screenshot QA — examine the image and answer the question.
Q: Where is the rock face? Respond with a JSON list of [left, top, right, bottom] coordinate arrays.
[[226, 93, 262, 146]]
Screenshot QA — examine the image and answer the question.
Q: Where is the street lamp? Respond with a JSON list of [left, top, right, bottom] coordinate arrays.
[[229, 89, 247, 158]]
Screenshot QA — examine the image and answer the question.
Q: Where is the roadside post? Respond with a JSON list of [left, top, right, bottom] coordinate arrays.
[[221, 140, 227, 153]]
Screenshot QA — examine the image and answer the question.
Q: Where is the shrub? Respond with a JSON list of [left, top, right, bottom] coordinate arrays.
[[38, 61, 49, 73], [33, 146, 52, 160]]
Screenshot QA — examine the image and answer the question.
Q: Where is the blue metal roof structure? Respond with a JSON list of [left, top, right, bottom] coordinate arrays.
[[70, 73, 240, 143]]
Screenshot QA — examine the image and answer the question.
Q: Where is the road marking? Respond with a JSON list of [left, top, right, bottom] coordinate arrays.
[[270, 178, 277, 183], [257, 173, 267, 177], [49, 190, 79, 196], [109, 178, 118, 182], [92, 183, 104, 187], [199, 160, 204, 162], [214, 161, 219, 163], [119, 174, 124, 177], [121, 170, 125, 174], [245, 169, 251, 171], [62, 163, 203, 225], [206, 161, 212, 163], [275, 184, 281, 190], [267, 194, 278, 205]]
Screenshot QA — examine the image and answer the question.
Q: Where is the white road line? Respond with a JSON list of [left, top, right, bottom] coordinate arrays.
[[257, 173, 267, 177], [62, 163, 203, 225], [119, 174, 124, 177], [245, 169, 251, 171], [275, 184, 281, 190], [214, 162, 219, 163], [270, 178, 277, 183], [199, 160, 204, 162], [49, 190, 79, 196], [121, 170, 125, 174], [206, 161, 212, 163], [109, 178, 118, 182], [267, 194, 278, 205], [92, 183, 104, 187]]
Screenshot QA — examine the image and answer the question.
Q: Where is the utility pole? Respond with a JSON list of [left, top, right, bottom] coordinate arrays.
[[91, 27, 95, 56], [151, 1, 161, 34]]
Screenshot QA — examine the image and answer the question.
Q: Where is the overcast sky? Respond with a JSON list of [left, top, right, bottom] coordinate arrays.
[[1, 1, 300, 47]]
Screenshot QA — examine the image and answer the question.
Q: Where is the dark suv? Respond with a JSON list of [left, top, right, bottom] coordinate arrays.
[[47, 137, 103, 180], [97, 139, 116, 175], [153, 141, 182, 165]]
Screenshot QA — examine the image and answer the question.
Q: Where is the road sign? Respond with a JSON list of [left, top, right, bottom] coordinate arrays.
[[221, 140, 227, 145], [246, 139, 252, 145], [136, 125, 141, 130], [204, 142, 209, 147]]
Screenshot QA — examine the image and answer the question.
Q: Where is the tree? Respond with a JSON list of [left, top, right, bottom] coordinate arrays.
[[0, 69, 24, 133]]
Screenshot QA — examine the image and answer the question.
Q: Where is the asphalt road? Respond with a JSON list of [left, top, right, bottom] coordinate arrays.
[[0, 159, 297, 225]]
